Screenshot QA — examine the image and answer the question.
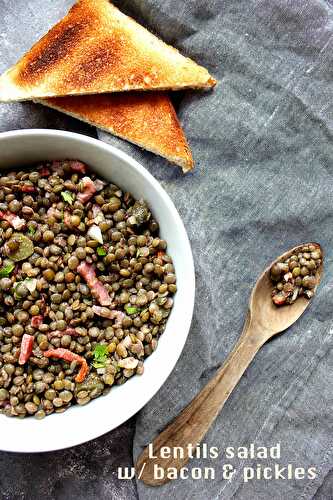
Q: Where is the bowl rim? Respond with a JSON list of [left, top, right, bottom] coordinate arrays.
[[0, 129, 195, 452]]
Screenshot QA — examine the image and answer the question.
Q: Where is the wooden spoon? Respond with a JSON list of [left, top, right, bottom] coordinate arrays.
[[135, 243, 323, 486]]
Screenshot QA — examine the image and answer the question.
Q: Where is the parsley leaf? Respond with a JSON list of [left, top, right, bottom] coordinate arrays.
[[93, 344, 109, 358], [93, 361, 107, 369], [92, 344, 109, 369], [125, 305, 140, 315], [0, 262, 15, 278], [97, 247, 107, 256], [61, 191, 74, 205]]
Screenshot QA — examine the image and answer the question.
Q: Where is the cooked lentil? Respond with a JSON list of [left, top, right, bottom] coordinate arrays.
[[270, 244, 321, 306], [0, 160, 176, 419]]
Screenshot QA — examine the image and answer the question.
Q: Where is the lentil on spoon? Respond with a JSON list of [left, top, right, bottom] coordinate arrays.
[[270, 244, 321, 306]]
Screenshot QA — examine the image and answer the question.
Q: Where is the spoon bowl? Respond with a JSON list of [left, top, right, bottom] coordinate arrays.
[[249, 242, 323, 337]]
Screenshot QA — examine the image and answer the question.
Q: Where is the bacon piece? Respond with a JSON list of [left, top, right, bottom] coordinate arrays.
[[91, 281, 111, 306], [63, 211, 72, 228], [77, 262, 112, 306], [44, 348, 89, 383], [77, 363, 89, 383], [38, 166, 50, 177], [50, 161, 64, 175], [19, 334, 34, 365], [68, 160, 87, 174], [92, 306, 125, 329], [47, 328, 82, 340], [0, 211, 25, 230], [272, 292, 287, 306], [77, 177, 97, 203], [78, 261, 95, 283], [31, 315, 43, 328], [20, 184, 35, 193]]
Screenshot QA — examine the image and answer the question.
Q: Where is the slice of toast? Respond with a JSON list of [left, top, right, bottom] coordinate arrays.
[[0, 0, 216, 102], [36, 93, 194, 172]]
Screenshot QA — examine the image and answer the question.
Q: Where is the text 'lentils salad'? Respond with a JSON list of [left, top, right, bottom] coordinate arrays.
[[0, 160, 176, 419]]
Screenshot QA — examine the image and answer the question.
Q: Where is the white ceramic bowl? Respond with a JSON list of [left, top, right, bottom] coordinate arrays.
[[0, 129, 195, 453]]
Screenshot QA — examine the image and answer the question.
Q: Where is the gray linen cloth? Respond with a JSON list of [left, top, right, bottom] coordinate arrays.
[[1, 1, 333, 499]]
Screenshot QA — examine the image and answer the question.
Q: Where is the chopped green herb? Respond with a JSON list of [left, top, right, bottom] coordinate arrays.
[[28, 226, 36, 236], [125, 305, 139, 315], [92, 344, 109, 369], [92, 361, 107, 369], [61, 191, 74, 205], [0, 262, 15, 278], [97, 247, 107, 256], [93, 344, 109, 358]]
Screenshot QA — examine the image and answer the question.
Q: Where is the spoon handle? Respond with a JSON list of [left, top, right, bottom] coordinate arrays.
[[135, 321, 264, 486]]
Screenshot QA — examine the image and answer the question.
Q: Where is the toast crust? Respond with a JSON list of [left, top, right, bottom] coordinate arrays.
[[0, 0, 216, 101], [38, 92, 194, 172]]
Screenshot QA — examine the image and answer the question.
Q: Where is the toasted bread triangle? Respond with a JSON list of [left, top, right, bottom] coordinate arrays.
[[0, 0, 216, 102], [35, 93, 194, 172]]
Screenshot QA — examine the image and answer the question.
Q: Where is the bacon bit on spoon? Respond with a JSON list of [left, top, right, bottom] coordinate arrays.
[[0, 211, 25, 230], [77, 262, 112, 306], [43, 348, 89, 383], [272, 292, 287, 306], [19, 334, 34, 365], [77, 177, 97, 203]]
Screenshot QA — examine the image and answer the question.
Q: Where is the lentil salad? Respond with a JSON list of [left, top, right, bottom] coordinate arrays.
[[0, 160, 176, 419]]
